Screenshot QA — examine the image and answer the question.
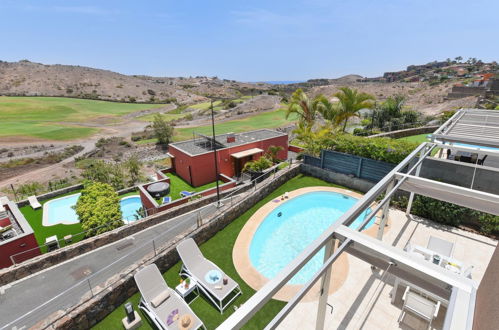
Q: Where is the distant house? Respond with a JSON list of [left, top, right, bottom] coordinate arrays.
[[168, 129, 289, 187]]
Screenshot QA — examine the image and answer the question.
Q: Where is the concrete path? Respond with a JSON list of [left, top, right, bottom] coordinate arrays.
[[0, 203, 218, 329]]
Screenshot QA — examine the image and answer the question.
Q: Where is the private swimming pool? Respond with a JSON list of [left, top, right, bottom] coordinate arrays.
[[249, 191, 373, 285], [42, 194, 143, 226]]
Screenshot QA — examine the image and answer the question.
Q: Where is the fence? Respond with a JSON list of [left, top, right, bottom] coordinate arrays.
[[303, 150, 395, 182], [1, 162, 297, 330]]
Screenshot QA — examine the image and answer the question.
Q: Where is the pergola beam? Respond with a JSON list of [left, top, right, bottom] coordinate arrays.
[[395, 173, 499, 215]]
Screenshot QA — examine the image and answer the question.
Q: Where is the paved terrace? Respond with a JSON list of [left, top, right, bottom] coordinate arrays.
[[276, 209, 497, 329], [0, 203, 219, 329]]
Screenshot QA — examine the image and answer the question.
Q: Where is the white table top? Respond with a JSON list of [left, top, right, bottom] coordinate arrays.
[[175, 278, 197, 297], [408, 244, 463, 274]]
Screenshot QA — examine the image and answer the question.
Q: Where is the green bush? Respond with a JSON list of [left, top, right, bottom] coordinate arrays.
[[319, 134, 418, 164], [243, 156, 273, 172], [75, 181, 123, 237]]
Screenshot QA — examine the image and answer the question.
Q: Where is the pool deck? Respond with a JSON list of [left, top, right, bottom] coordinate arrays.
[[233, 186, 386, 301]]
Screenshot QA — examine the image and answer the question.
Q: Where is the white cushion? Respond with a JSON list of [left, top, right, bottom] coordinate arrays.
[[150, 290, 170, 308]]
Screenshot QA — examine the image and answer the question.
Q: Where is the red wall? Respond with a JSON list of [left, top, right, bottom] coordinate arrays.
[[170, 135, 288, 186], [0, 233, 41, 268]]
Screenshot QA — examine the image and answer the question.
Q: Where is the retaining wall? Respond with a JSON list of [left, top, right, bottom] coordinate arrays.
[[46, 165, 301, 329], [368, 126, 439, 139]]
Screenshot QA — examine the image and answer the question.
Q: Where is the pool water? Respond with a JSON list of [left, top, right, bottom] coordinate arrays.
[[120, 196, 144, 222], [43, 194, 143, 226], [249, 191, 373, 285]]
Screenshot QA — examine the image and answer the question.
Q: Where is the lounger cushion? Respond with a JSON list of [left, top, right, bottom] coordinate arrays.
[[150, 290, 170, 308]]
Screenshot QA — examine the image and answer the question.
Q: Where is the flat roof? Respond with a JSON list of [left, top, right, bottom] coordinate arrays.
[[169, 129, 287, 156]]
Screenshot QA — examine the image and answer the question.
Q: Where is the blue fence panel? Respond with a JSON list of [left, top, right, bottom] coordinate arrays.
[[303, 155, 321, 168], [303, 150, 396, 183], [359, 158, 395, 182], [322, 150, 360, 176]]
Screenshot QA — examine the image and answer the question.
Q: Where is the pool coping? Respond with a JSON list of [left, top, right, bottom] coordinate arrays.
[[232, 186, 389, 302], [42, 193, 82, 227]]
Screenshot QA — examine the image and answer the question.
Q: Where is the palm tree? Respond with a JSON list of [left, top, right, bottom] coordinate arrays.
[[285, 89, 317, 127], [313, 94, 338, 122], [333, 87, 375, 132]]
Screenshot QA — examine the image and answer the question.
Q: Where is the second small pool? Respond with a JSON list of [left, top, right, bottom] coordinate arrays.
[[249, 191, 373, 284]]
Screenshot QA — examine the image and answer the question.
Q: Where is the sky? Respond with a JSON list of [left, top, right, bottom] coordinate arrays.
[[0, 0, 498, 81]]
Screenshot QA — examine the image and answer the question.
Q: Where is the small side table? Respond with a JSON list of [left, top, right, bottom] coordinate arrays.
[[175, 278, 199, 304], [122, 311, 142, 330]]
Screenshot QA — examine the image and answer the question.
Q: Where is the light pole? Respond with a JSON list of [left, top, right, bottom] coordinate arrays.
[[210, 100, 221, 207]]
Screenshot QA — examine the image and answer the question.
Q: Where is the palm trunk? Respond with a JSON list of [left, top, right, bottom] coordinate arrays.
[[342, 119, 348, 132]]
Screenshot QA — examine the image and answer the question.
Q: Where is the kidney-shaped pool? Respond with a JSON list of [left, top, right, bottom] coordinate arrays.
[[249, 191, 373, 285]]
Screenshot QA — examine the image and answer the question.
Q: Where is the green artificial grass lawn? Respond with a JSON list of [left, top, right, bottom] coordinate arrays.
[[19, 189, 139, 253], [155, 173, 223, 204], [93, 174, 351, 330], [0, 96, 165, 140]]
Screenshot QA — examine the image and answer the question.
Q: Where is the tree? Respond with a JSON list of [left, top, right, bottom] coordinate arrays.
[[285, 89, 317, 127], [152, 114, 174, 145], [333, 87, 375, 132], [124, 156, 142, 185], [80, 159, 126, 190], [455, 56, 463, 63], [314, 94, 338, 122], [75, 182, 123, 236], [266, 145, 284, 164]]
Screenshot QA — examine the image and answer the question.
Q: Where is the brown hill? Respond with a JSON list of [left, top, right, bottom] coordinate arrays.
[[0, 60, 268, 104]]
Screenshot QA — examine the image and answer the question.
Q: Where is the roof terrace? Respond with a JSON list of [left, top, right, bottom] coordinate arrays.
[[169, 129, 287, 156]]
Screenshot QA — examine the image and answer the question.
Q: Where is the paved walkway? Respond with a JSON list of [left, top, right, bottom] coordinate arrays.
[[0, 203, 218, 329]]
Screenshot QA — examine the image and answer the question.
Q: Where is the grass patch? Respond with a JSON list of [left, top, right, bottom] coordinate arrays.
[[155, 173, 222, 204], [93, 174, 350, 329], [0, 96, 165, 140], [175, 108, 296, 141], [397, 134, 430, 143]]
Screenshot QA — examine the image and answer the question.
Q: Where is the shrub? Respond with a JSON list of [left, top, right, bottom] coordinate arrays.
[[353, 128, 370, 136], [301, 132, 418, 164], [75, 182, 123, 237], [243, 156, 273, 172]]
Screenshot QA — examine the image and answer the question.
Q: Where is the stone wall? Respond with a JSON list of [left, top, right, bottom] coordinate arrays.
[[0, 182, 252, 286], [46, 164, 301, 329], [301, 163, 375, 193], [368, 126, 439, 139], [16, 184, 84, 207]]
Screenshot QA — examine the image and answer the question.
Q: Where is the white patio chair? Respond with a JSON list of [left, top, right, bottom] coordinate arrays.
[[427, 236, 454, 257], [398, 286, 441, 329]]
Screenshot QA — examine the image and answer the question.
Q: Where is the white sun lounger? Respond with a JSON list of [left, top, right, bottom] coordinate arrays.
[[28, 196, 41, 209], [134, 264, 205, 330], [176, 238, 242, 313]]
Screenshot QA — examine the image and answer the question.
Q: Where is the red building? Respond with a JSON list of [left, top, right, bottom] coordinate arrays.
[[168, 129, 289, 187], [0, 197, 41, 268]]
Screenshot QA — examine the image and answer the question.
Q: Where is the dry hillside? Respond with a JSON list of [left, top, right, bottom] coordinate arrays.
[[0, 60, 269, 104]]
